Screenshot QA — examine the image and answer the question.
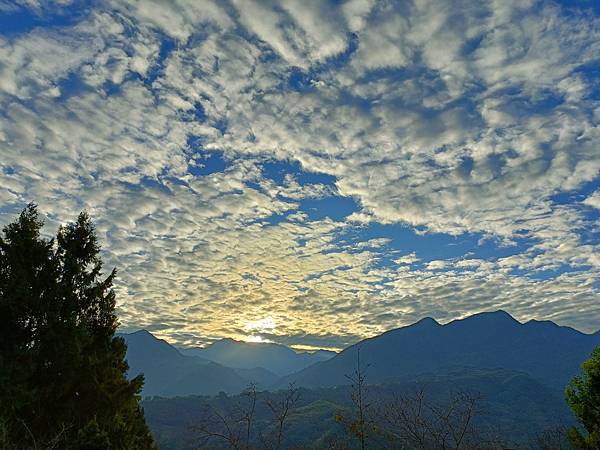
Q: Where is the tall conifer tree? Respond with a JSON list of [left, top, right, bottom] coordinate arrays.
[[0, 204, 154, 449]]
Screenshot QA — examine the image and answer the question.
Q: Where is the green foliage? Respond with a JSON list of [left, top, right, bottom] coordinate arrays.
[[566, 346, 600, 449], [0, 204, 154, 449]]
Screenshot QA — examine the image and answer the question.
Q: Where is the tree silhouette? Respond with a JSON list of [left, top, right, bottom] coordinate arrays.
[[334, 346, 374, 450], [195, 383, 300, 450], [566, 346, 600, 449], [376, 387, 491, 449], [196, 385, 258, 450], [345, 347, 370, 450], [0, 204, 154, 449], [264, 383, 300, 450]]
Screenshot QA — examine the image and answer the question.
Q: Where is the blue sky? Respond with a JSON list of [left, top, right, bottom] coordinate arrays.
[[0, 0, 598, 350]]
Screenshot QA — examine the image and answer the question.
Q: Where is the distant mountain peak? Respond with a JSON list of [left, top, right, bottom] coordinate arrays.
[[476, 309, 516, 319], [120, 329, 164, 342], [457, 309, 520, 324], [127, 329, 152, 336], [525, 318, 559, 327], [175, 335, 335, 376], [281, 309, 600, 391], [211, 337, 241, 346], [414, 317, 440, 326], [207, 337, 286, 351]]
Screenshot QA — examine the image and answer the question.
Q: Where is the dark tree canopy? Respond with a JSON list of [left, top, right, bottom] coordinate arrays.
[[566, 346, 600, 449], [0, 204, 154, 449]]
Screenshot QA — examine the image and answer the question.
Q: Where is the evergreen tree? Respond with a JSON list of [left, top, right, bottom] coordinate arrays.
[[0, 204, 154, 449], [566, 347, 600, 449]]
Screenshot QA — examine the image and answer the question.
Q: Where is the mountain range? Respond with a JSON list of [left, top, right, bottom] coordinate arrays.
[[119, 330, 335, 396], [120, 310, 599, 397], [119, 330, 246, 396], [178, 338, 335, 375], [281, 310, 600, 390]]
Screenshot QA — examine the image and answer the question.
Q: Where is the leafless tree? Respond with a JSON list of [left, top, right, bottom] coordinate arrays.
[[264, 383, 300, 450], [194, 383, 300, 450], [339, 346, 371, 450], [195, 405, 243, 450], [376, 386, 490, 450], [195, 384, 258, 450], [242, 384, 258, 450], [377, 386, 428, 449]]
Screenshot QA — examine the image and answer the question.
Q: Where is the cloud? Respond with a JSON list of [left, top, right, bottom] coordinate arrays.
[[107, 0, 233, 41], [583, 190, 600, 209], [0, 0, 598, 349], [232, 0, 349, 67], [395, 252, 420, 265]]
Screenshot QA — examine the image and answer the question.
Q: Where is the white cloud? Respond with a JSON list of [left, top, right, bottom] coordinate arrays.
[[107, 0, 233, 41], [232, 0, 350, 67], [583, 190, 600, 209], [0, 0, 598, 348], [395, 252, 420, 265]]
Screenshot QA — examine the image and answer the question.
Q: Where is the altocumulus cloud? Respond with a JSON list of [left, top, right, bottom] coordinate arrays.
[[0, 0, 598, 350]]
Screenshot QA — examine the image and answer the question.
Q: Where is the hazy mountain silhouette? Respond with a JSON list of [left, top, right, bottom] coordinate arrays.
[[178, 338, 336, 376], [231, 367, 281, 387], [119, 330, 280, 396], [120, 311, 598, 397], [280, 310, 600, 390]]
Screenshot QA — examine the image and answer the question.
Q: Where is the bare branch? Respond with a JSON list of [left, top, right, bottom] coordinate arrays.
[[376, 386, 486, 450], [265, 383, 300, 450]]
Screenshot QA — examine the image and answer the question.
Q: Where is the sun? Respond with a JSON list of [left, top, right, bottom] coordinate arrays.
[[245, 335, 271, 343], [245, 317, 276, 333], [244, 317, 276, 343]]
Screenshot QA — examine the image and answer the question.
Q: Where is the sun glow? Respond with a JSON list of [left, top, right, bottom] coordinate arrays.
[[245, 317, 276, 333], [243, 317, 276, 343], [244, 335, 273, 344]]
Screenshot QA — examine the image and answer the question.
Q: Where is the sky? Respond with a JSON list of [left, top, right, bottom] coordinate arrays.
[[0, 0, 598, 351]]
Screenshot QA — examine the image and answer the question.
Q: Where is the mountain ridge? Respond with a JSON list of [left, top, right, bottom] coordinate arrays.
[[177, 337, 336, 376], [118, 330, 272, 396], [118, 310, 599, 397], [280, 310, 600, 390]]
